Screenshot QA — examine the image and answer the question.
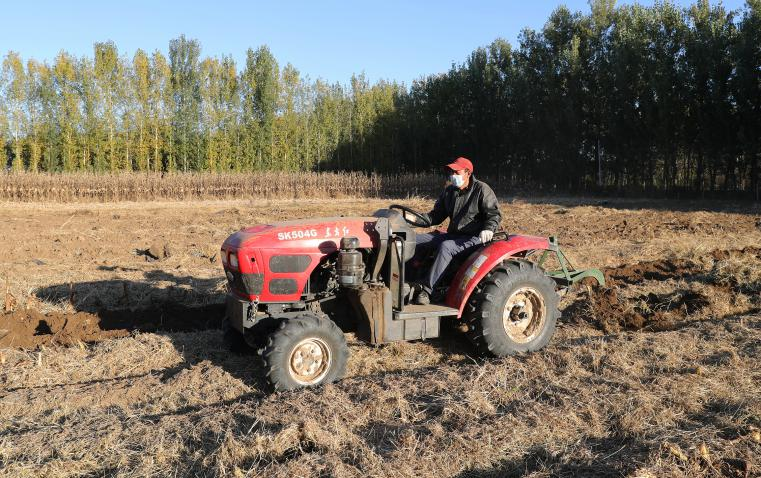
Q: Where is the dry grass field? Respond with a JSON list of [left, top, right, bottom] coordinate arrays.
[[1, 194, 760, 477]]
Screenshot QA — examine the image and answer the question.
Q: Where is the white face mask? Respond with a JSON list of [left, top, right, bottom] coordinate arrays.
[[449, 174, 465, 187]]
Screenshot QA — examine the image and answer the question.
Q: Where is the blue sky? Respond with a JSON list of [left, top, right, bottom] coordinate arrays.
[[1, 1, 749, 86]]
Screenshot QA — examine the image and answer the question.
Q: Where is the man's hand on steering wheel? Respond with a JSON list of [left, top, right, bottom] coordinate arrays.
[[389, 204, 432, 228], [479, 230, 494, 243]]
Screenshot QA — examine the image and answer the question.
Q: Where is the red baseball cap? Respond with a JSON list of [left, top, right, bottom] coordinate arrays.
[[445, 157, 473, 173]]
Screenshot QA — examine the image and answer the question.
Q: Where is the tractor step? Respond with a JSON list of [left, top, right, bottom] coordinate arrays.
[[394, 304, 459, 320], [381, 304, 458, 342]]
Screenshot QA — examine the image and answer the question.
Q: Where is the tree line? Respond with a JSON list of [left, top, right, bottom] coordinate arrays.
[[1, 0, 760, 196]]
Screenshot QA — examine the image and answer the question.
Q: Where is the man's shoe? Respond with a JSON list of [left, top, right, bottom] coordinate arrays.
[[412, 289, 430, 305]]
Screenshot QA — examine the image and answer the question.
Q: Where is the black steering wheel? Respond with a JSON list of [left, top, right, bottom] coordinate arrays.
[[389, 204, 432, 228]]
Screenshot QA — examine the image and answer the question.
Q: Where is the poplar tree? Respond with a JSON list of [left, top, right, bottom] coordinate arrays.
[[169, 35, 202, 171], [278, 63, 301, 169], [25, 60, 43, 171], [734, 0, 761, 197], [54, 51, 81, 172], [312, 80, 346, 171], [36, 62, 58, 171], [94, 41, 120, 171], [0, 65, 7, 170], [240, 48, 259, 170], [132, 49, 151, 171], [218, 55, 239, 170], [150, 51, 171, 171], [201, 56, 224, 170], [685, 0, 736, 192], [78, 57, 100, 171], [250, 46, 279, 168], [120, 58, 135, 171], [2, 52, 26, 171]]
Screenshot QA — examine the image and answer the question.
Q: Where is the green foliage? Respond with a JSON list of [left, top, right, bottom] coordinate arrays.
[[94, 41, 122, 171], [2, 52, 26, 171], [150, 50, 171, 172], [169, 35, 202, 172], [0, 4, 759, 197], [132, 49, 151, 171], [53, 51, 80, 172], [250, 46, 279, 169]]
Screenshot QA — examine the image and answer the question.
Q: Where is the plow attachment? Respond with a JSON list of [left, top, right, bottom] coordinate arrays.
[[539, 236, 605, 288]]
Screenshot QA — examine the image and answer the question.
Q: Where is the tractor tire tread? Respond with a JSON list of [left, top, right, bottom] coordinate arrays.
[[261, 313, 348, 391], [464, 260, 559, 357]]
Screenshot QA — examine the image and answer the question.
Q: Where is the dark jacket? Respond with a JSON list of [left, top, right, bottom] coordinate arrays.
[[421, 176, 501, 236]]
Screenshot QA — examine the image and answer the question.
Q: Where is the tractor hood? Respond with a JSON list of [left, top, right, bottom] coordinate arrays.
[[223, 208, 417, 253], [223, 216, 380, 251], [220, 209, 417, 302]]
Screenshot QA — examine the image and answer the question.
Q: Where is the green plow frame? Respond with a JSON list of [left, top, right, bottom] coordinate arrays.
[[538, 236, 605, 287]]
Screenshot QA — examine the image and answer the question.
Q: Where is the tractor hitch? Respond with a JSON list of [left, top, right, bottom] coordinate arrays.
[[540, 236, 605, 288]]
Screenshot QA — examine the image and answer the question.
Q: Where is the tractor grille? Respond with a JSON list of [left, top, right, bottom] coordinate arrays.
[[227, 270, 264, 296]]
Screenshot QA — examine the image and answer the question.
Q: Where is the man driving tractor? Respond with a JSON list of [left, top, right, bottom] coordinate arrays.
[[411, 157, 502, 305], [221, 155, 604, 390]]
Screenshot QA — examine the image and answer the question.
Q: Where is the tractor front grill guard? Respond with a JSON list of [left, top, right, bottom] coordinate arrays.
[[538, 236, 605, 287]]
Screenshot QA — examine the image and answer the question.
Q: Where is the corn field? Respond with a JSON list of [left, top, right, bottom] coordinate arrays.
[[0, 172, 479, 202]]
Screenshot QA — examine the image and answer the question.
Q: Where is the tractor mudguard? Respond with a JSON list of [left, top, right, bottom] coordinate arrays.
[[445, 235, 550, 316]]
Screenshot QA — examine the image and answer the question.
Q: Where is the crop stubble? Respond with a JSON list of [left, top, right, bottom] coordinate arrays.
[[0, 196, 760, 477]]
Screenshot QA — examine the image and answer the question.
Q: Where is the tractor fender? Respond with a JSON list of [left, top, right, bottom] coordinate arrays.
[[444, 235, 550, 317]]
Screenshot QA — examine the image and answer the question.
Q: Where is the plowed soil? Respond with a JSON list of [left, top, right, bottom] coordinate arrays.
[[0, 304, 225, 348], [564, 246, 761, 334], [1, 197, 760, 477]]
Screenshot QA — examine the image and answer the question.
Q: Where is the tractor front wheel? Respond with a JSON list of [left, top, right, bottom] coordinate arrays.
[[465, 261, 560, 357], [261, 313, 349, 391]]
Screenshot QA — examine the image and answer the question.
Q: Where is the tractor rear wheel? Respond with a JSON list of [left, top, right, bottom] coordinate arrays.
[[262, 313, 349, 391], [464, 261, 559, 357]]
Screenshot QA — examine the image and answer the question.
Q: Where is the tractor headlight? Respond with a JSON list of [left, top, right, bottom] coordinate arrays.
[[229, 253, 239, 269], [220, 249, 228, 265]]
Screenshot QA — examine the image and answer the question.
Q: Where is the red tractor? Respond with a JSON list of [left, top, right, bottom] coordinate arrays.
[[221, 205, 604, 391]]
